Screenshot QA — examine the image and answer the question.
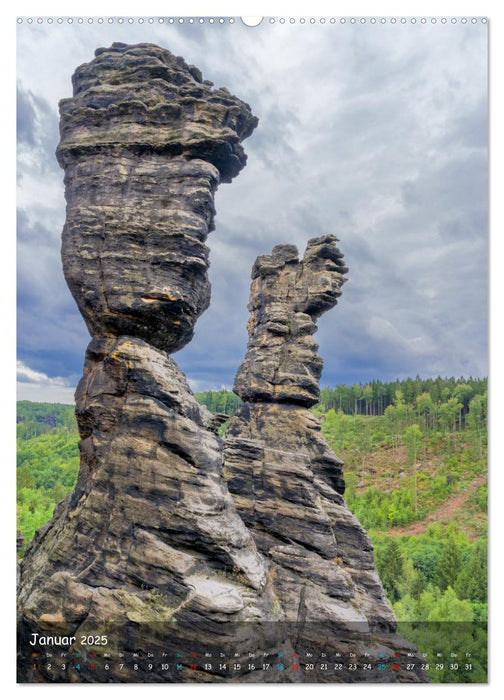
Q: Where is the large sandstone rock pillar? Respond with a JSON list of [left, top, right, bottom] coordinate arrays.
[[17, 43, 280, 683], [17, 43, 425, 684], [224, 237, 426, 681]]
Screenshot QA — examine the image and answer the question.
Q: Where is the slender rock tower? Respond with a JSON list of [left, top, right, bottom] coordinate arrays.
[[17, 43, 425, 683], [224, 237, 426, 681]]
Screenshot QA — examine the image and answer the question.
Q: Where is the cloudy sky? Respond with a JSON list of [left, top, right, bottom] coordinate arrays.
[[16, 17, 488, 402]]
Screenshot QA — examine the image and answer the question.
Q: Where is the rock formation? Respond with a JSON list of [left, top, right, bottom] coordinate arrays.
[[17, 43, 281, 683], [233, 237, 349, 407], [224, 238, 426, 681], [17, 43, 425, 683], [56, 41, 257, 354]]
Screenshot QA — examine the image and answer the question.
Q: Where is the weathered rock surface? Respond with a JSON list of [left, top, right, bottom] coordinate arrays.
[[18, 337, 284, 682], [18, 44, 282, 683], [224, 239, 427, 681], [56, 42, 257, 354], [234, 236, 348, 406], [18, 44, 425, 683]]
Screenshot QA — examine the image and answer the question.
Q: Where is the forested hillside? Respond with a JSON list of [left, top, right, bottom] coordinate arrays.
[[317, 376, 487, 417], [194, 376, 487, 419], [315, 383, 487, 682], [193, 389, 242, 415], [16, 380, 487, 680], [17, 402, 80, 545]]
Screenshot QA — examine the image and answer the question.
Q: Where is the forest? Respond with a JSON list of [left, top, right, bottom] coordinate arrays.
[[315, 379, 488, 682], [16, 375, 487, 681], [195, 375, 487, 421]]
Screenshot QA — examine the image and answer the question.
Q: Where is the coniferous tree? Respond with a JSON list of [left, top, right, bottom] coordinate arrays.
[[455, 542, 487, 603], [403, 424, 422, 514], [377, 538, 404, 602], [434, 537, 461, 591]]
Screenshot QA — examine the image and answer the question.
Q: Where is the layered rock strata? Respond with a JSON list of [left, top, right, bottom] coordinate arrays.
[[18, 337, 284, 682], [17, 43, 425, 683], [17, 43, 282, 683], [224, 239, 426, 681], [56, 41, 257, 353]]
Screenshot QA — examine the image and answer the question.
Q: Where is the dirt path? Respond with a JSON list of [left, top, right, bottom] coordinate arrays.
[[389, 473, 487, 538]]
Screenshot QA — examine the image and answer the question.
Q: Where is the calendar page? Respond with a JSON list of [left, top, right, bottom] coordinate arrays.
[[16, 14, 488, 684]]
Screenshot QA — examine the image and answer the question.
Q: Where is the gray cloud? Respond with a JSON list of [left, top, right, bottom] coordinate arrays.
[[16, 86, 37, 146], [17, 360, 70, 387]]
